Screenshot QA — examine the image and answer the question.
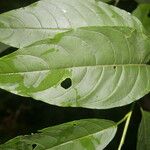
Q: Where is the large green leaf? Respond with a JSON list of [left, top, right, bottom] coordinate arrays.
[[0, 0, 143, 48], [133, 4, 150, 34], [137, 109, 150, 150], [0, 119, 117, 150], [0, 26, 150, 109]]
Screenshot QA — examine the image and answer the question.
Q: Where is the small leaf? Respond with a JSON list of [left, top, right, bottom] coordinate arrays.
[[0, 26, 149, 109], [133, 4, 150, 34], [0, 0, 143, 48], [0, 119, 117, 150], [137, 109, 150, 150]]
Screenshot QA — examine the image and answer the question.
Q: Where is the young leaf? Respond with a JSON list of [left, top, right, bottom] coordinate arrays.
[[0, 0, 143, 48], [137, 109, 150, 150], [0, 119, 117, 150], [0, 26, 149, 109], [133, 4, 150, 34]]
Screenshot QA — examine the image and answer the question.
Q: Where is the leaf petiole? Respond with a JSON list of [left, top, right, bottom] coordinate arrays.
[[117, 103, 135, 150]]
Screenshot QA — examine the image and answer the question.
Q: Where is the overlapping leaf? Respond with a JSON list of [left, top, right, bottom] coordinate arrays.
[[133, 4, 150, 34], [0, 119, 117, 150], [0, 26, 149, 109], [0, 0, 143, 48], [137, 109, 150, 150]]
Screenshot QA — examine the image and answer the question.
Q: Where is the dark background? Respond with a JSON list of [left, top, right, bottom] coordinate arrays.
[[0, 0, 150, 149]]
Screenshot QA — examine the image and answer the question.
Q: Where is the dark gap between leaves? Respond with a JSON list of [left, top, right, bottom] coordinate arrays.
[[0, 47, 17, 57]]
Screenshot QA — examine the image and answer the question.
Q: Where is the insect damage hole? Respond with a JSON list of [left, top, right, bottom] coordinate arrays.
[[113, 66, 116, 69], [61, 78, 72, 89], [32, 144, 37, 149], [148, 10, 150, 17]]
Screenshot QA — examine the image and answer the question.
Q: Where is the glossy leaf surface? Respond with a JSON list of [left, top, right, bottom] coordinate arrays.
[[137, 109, 150, 150], [0, 0, 143, 48], [0, 26, 150, 109], [0, 119, 117, 150]]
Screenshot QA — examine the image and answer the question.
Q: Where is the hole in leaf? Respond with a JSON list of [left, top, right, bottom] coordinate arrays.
[[61, 78, 72, 89], [113, 66, 116, 69], [32, 144, 37, 149], [148, 10, 150, 18]]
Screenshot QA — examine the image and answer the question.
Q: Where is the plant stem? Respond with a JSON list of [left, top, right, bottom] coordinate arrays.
[[118, 111, 132, 150], [117, 113, 128, 126], [117, 104, 134, 150]]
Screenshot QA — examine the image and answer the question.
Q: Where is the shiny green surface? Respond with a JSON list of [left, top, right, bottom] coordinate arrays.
[[0, 0, 143, 48], [0, 119, 117, 150], [0, 26, 150, 109], [137, 109, 150, 150]]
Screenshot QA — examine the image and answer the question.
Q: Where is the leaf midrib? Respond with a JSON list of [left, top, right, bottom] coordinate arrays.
[[0, 26, 138, 30], [0, 26, 71, 30], [0, 64, 148, 75], [23, 125, 116, 150]]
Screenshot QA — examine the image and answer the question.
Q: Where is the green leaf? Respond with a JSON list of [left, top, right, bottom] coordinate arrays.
[[133, 4, 150, 34], [0, 119, 117, 150], [0, 26, 150, 109], [0, 0, 143, 48], [137, 109, 150, 150]]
